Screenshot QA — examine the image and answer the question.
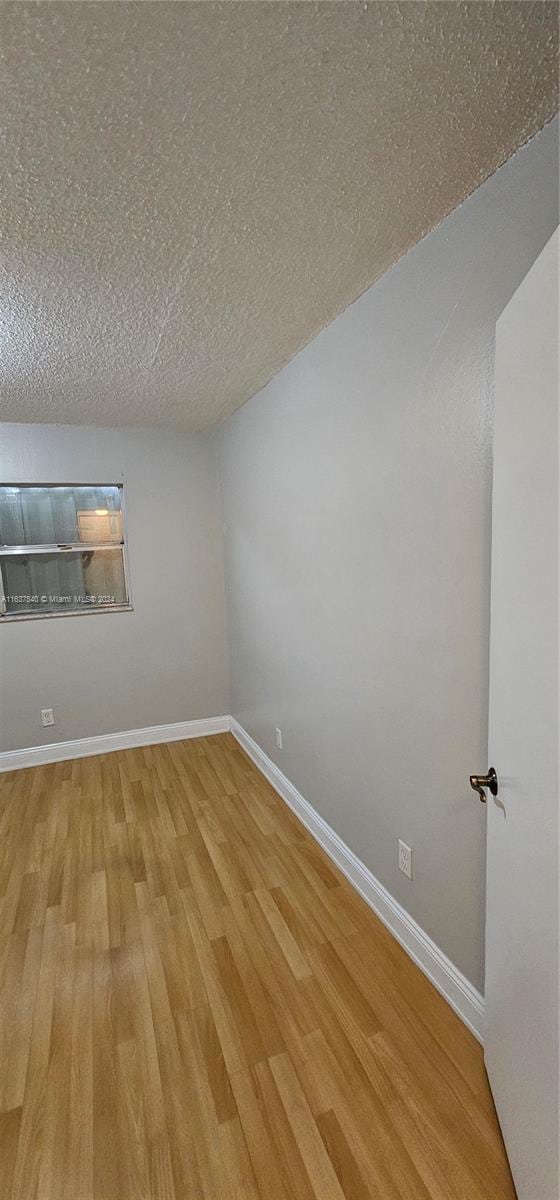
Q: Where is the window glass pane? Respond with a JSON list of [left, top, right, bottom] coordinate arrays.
[[0, 485, 123, 546], [1, 549, 128, 614]]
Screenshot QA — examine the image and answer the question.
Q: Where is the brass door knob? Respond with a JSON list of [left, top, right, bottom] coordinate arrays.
[[469, 768, 498, 803]]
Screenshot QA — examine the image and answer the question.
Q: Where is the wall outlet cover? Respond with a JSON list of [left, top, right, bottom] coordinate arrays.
[[398, 839, 413, 880]]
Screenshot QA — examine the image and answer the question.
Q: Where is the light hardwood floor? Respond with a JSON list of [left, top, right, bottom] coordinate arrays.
[[0, 733, 515, 1200]]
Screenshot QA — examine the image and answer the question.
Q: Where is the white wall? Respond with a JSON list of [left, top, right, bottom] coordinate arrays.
[[217, 117, 559, 991], [0, 423, 229, 750]]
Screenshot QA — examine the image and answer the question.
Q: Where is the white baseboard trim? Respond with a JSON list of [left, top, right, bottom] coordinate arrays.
[[0, 715, 231, 773], [230, 718, 485, 1043]]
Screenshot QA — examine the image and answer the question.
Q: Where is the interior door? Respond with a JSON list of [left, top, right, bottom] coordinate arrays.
[[484, 228, 559, 1200]]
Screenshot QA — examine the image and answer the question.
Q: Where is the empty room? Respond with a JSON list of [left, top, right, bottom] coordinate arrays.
[[0, 3, 558, 1198]]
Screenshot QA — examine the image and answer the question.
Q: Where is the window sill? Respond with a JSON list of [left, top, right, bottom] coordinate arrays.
[[0, 605, 134, 623]]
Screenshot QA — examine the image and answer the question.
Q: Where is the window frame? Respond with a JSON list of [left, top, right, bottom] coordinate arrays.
[[0, 482, 133, 621]]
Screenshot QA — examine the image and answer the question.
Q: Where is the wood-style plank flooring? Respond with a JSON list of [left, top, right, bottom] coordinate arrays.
[[0, 733, 515, 1199]]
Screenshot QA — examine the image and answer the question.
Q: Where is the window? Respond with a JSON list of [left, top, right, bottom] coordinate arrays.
[[0, 484, 132, 619]]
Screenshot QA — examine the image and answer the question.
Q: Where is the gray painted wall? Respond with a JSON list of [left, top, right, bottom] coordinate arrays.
[[217, 117, 559, 991], [0, 424, 229, 750]]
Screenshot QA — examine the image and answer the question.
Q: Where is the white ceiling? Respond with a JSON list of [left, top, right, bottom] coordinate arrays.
[[1, 2, 558, 431]]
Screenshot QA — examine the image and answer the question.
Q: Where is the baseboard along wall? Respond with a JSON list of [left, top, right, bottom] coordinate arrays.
[[229, 719, 485, 1043], [0, 715, 231, 772], [0, 712, 485, 1041]]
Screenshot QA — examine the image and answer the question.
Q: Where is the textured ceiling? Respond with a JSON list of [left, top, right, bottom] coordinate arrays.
[[1, 2, 558, 431]]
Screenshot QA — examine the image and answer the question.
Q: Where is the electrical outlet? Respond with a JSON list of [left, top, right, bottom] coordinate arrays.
[[275, 727, 283, 750], [398, 839, 412, 880], [41, 708, 55, 727]]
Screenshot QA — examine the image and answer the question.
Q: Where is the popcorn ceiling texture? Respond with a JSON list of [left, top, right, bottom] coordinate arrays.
[[1, 2, 558, 431]]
